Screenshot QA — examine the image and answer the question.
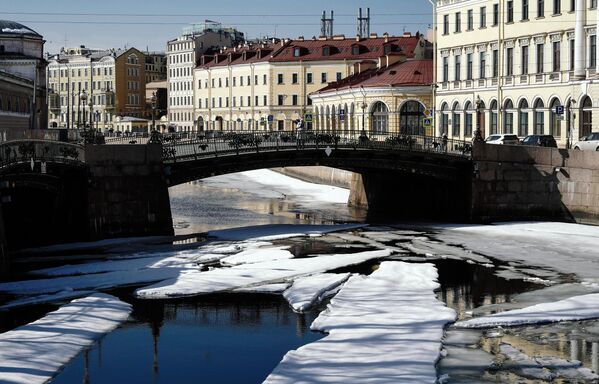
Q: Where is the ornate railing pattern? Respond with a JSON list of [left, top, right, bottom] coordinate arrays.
[[158, 130, 473, 163], [0, 140, 85, 170]]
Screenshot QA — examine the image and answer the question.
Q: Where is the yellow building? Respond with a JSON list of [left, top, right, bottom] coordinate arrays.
[[435, 0, 599, 147], [47, 46, 146, 131], [310, 59, 433, 136], [193, 33, 431, 132]]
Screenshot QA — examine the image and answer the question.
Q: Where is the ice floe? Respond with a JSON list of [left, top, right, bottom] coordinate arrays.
[[0, 294, 131, 384], [264, 262, 456, 383], [282, 273, 351, 312], [456, 293, 599, 328]]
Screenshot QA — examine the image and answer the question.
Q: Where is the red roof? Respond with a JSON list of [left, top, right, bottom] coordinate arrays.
[[197, 35, 423, 69], [313, 59, 433, 95]]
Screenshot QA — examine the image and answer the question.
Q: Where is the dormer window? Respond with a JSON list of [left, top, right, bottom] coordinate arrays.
[[322, 46, 330, 56], [293, 47, 301, 57], [383, 45, 393, 54], [352, 45, 360, 55]]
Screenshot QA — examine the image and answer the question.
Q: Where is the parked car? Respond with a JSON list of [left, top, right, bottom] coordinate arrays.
[[521, 134, 558, 147], [485, 134, 520, 145], [573, 132, 599, 151]]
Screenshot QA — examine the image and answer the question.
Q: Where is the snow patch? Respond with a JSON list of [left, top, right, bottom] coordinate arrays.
[[282, 273, 351, 312]]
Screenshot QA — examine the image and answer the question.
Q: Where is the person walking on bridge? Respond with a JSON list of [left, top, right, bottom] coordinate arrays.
[[296, 119, 306, 149]]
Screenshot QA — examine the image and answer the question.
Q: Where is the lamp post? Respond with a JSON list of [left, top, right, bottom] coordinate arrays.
[[80, 90, 88, 134], [151, 92, 157, 133], [474, 95, 484, 143], [95, 110, 100, 132]]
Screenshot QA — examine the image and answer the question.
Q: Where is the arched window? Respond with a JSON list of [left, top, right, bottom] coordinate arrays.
[[441, 102, 449, 135], [549, 98, 562, 138], [464, 101, 473, 137], [127, 54, 139, 65], [581, 95, 592, 138], [504, 99, 514, 134], [490, 100, 498, 134], [452, 102, 461, 137], [399, 100, 425, 135], [518, 99, 529, 137], [371, 101, 388, 134], [534, 99, 545, 134]]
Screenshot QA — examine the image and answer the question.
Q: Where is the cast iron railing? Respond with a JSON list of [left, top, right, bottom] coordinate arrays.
[[0, 140, 85, 170]]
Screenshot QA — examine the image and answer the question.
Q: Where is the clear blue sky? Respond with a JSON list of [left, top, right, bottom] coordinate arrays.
[[6, 0, 433, 54]]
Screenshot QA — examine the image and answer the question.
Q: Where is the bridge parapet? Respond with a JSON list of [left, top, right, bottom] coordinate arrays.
[[159, 130, 472, 163], [0, 139, 84, 171]]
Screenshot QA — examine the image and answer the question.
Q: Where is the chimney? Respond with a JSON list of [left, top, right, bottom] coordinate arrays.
[[356, 34, 361, 42], [403, 32, 412, 37], [318, 36, 328, 41], [383, 32, 389, 43], [369, 33, 378, 39], [298, 36, 304, 41], [332, 34, 345, 40]]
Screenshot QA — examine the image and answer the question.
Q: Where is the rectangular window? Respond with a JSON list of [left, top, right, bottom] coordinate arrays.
[[492, 49, 499, 77], [507, 1, 514, 22], [553, 41, 561, 72], [278, 95, 284, 106], [480, 7, 487, 27], [507, 47, 514, 75], [570, 39, 575, 70], [553, 0, 561, 14], [522, 45, 529, 74], [233, 97, 236, 107], [247, 96, 251, 106], [255, 95, 259, 106], [240, 97, 243, 107], [493, 3, 499, 25], [263, 95, 267, 105], [519, 111, 529, 136], [455, 55, 461, 80], [233, 77, 236, 87], [306, 73, 313, 83], [523, 0, 529, 19], [218, 97, 222, 108], [336, 72, 342, 81], [240, 76, 244, 86], [453, 113, 461, 136], [570, 0, 575, 11], [590, 35, 597, 68], [480, 52, 486, 78], [225, 78, 229, 87], [255, 75, 258, 85], [226, 97, 229, 108], [592, 0, 597, 8], [321, 72, 327, 83], [443, 15, 449, 34], [292, 73, 298, 84], [467, 53, 473, 79], [455, 12, 461, 32], [443, 56, 449, 82], [538, 0, 545, 17], [467, 10, 473, 30], [263, 74, 267, 85], [292, 95, 298, 105], [537, 43, 545, 73]]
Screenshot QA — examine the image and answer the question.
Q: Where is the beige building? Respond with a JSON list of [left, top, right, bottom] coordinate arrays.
[[145, 52, 166, 83], [47, 46, 146, 131], [435, 0, 599, 147], [310, 59, 433, 136], [193, 33, 430, 132], [0, 20, 47, 138], [167, 21, 245, 132]]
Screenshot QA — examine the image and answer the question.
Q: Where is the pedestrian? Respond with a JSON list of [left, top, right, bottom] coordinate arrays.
[[442, 133, 448, 153], [296, 118, 306, 149]]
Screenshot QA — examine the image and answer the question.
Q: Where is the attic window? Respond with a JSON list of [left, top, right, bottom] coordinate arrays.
[[293, 47, 301, 57], [322, 46, 330, 56], [383, 45, 392, 54], [351, 45, 360, 55]]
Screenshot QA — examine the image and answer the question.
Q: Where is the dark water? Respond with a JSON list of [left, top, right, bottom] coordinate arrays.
[[51, 294, 323, 384]]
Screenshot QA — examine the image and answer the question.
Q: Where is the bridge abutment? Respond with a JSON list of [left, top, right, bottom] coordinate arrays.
[[86, 144, 173, 240]]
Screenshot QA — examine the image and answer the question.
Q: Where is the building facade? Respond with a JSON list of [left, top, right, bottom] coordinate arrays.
[[167, 21, 245, 132], [0, 20, 47, 138], [435, 0, 599, 147], [145, 52, 166, 83], [193, 33, 430, 133], [47, 46, 146, 131], [310, 59, 433, 136]]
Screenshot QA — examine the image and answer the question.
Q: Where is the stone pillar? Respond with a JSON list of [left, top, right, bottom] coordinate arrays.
[[574, 0, 586, 79]]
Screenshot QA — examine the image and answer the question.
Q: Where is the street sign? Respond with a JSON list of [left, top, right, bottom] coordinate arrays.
[[424, 109, 433, 117], [267, 114, 274, 122], [555, 105, 564, 115], [339, 109, 346, 121], [305, 112, 313, 122], [423, 118, 432, 127]]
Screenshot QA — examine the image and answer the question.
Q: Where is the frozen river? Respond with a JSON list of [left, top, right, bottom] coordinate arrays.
[[1, 169, 599, 383]]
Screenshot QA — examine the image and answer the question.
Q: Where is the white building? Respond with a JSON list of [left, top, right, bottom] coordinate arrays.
[[167, 21, 244, 132], [435, 0, 599, 147]]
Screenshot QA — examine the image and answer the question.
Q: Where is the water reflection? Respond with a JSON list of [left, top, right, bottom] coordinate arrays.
[[50, 293, 323, 384]]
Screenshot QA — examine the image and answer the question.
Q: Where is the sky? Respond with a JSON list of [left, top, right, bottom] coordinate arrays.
[[6, 0, 433, 55]]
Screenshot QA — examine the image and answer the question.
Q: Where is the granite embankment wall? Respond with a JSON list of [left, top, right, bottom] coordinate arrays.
[[472, 144, 599, 225]]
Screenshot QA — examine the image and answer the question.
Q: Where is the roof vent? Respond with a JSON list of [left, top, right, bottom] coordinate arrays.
[[297, 36, 304, 41], [332, 34, 345, 40]]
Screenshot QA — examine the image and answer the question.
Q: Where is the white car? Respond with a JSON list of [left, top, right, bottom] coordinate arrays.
[[573, 132, 599, 151], [485, 134, 520, 145]]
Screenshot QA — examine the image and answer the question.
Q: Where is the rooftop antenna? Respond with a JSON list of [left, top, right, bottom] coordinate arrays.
[[357, 8, 370, 38], [321, 10, 334, 38]]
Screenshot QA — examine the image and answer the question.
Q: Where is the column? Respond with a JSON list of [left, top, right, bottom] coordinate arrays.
[[574, 0, 586, 79]]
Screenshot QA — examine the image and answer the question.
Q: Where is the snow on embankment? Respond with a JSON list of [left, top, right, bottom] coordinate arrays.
[[456, 293, 599, 328], [0, 294, 131, 384], [265, 262, 456, 383]]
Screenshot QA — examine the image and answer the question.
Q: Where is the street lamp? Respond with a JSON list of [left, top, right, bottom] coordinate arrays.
[[151, 92, 157, 133], [474, 95, 484, 143], [80, 90, 88, 132]]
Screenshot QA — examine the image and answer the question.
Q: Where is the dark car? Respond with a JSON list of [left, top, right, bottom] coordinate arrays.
[[521, 135, 558, 147]]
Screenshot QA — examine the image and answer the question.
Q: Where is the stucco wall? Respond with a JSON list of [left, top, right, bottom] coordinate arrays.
[[472, 144, 599, 224]]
